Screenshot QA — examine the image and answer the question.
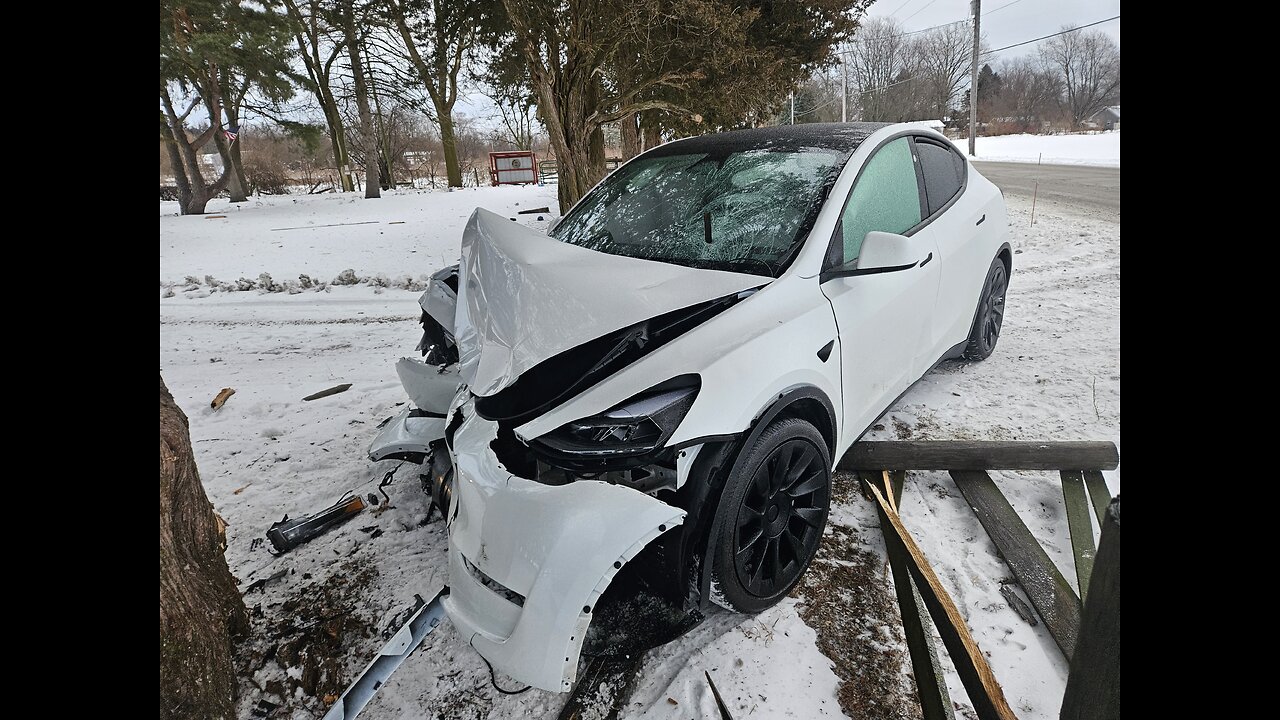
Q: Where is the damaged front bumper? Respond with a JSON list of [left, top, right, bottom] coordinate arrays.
[[441, 402, 686, 692], [367, 360, 458, 462]]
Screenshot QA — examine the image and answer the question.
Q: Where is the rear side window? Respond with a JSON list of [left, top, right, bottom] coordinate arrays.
[[833, 137, 921, 265], [916, 139, 966, 216]]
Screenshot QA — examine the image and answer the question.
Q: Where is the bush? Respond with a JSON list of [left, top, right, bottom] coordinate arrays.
[[244, 159, 290, 195]]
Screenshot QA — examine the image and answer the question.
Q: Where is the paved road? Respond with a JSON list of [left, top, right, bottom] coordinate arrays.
[[974, 161, 1120, 216]]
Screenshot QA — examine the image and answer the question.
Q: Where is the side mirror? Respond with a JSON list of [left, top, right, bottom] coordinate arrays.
[[821, 231, 929, 282], [857, 231, 919, 271]]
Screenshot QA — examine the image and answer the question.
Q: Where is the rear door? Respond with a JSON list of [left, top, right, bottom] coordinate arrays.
[[912, 135, 985, 354], [820, 136, 941, 443]]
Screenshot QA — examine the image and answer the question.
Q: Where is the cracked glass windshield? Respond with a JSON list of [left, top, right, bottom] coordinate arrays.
[[551, 148, 844, 276]]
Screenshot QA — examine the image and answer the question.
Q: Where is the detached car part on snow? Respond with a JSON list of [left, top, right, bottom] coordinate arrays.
[[368, 122, 1011, 692]]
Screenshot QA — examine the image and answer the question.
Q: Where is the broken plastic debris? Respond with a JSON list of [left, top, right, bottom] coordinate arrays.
[[266, 494, 365, 553], [303, 383, 352, 401]]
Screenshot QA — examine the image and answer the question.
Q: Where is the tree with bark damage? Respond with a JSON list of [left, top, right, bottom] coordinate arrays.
[[160, 0, 293, 214], [160, 375, 247, 718]]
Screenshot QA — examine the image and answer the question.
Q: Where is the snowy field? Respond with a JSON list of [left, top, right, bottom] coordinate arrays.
[[160, 182, 1119, 719], [950, 131, 1120, 167]]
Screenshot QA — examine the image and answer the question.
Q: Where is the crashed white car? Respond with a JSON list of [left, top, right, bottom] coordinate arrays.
[[370, 122, 1010, 691]]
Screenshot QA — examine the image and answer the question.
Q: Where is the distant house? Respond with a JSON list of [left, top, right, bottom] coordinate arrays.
[[1086, 106, 1120, 131]]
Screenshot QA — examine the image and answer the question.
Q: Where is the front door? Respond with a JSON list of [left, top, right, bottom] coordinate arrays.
[[820, 137, 941, 445]]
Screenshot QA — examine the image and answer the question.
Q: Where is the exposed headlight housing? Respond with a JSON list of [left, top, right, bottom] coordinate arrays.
[[531, 375, 699, 464]]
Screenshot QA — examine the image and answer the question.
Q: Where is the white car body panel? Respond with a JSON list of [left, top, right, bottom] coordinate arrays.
[[371, 122, 1009, 693], [395, 358, 459, 413], [420, 266, 458, 331], [513, 275, 842, 449], [367, 406, 447, 462], [822, 227, 942, 449], [441, 401, 685, 692], [455, 208, 766, 397]]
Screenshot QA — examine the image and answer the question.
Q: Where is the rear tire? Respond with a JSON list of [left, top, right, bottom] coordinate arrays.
[[709, 417, 831, 613], [963, 257, 1008, 361]]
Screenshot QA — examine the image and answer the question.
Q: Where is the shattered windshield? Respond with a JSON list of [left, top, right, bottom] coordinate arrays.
[[550, 148, 846, 277]]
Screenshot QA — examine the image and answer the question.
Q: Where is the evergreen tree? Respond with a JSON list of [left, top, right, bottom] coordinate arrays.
[[160, 0, 293, 214]]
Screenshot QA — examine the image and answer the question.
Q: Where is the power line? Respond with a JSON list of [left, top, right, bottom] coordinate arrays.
[[984, 0, 1027, 18], [902, 0, 941, 24], [857, 0, 1036, 44], [886, 0, 917, 18], [981, 15, 1120, 56]]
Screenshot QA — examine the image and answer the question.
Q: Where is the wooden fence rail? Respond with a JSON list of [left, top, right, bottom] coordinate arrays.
[[841, 441, 1119, 471], [850, 440, 1119, 720]]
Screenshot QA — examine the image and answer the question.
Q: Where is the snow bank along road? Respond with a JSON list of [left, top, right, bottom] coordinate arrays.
[[159, 177, 1119, 720], [977, 162, 1121, 216]]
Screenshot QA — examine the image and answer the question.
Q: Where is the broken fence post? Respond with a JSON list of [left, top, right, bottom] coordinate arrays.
[[865, 471, 955, 720], [867, 483, 1017, 720], [1060, 496, 1120, 720]]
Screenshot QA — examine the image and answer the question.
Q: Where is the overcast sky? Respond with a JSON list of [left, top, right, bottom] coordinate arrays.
[[864, 0, 1120, 59]]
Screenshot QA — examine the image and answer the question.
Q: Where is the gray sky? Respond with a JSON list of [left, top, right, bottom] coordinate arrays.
[[863, 0, 1120, 59]]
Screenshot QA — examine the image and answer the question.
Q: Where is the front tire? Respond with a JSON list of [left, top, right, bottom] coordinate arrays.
[[709, 417, 831, 613], [963, 257, 1008, 361]]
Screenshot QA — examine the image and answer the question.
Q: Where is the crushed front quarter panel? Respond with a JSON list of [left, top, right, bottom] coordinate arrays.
[[367, 406, 446, 462], [454, 208, 766, 397], [395, 358, 459, 414], [441, 403, 686, 691]]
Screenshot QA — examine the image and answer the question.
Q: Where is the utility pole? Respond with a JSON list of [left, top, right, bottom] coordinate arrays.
[[969, 0, 981, 156], [841, 51, 848, 123], [790, 92, 795, 125]]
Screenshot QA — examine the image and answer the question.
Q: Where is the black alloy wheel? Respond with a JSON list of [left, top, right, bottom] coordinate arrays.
[[964, 258, 1008, 361], [711, 417, 831, 613]]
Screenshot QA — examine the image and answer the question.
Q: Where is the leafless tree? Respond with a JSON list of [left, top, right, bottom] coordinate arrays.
[[282, 0, 355, 192], [910, 22, 971, 121], [337, 0, 380, 197], [992, 56, 1061, 132], [846, 17, 914, 122], [1039, 27, 1120, 128]]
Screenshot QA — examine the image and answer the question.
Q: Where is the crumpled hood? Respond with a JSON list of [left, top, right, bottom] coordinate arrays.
[[456, 208, 767, 397]]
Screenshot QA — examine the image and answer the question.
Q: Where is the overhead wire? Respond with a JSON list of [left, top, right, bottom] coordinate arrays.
[[981, 15, 1120, 57], [901, 0, 941, 24]]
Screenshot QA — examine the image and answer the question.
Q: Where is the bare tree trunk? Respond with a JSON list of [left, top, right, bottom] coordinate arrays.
[[161, 90, 213, 215], [213, 130, 248, 203], [619, 111, 640, 160], [161, 120, 193, 210], [344, 8, 380, 199], [225, 102, 250, 199], [160, 375, 247, 719], [438, 109, 464, 188], [323, 103, 354, 192], [641, 112, 661, 151]]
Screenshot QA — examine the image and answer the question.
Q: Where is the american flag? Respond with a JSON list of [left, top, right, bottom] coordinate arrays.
[[224, 127, 238, 144]]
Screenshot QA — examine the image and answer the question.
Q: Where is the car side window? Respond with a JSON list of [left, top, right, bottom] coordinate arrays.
[[916, 138, 966, 216], [829, 137, 921, 268]]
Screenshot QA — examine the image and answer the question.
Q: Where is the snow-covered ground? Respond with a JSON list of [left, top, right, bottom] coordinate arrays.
[[160, 185, 559, 287], [160, 183, 1119, 719], [949, 131, 1120, 167]]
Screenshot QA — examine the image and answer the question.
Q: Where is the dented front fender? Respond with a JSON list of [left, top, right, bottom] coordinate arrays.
[[441, 405, 685, 692]]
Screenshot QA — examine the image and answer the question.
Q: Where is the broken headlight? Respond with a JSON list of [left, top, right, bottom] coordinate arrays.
[[533, 376, 699, 459]]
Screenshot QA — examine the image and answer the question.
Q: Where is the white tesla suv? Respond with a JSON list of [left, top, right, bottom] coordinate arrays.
[[369, 122, 1010, 691]]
